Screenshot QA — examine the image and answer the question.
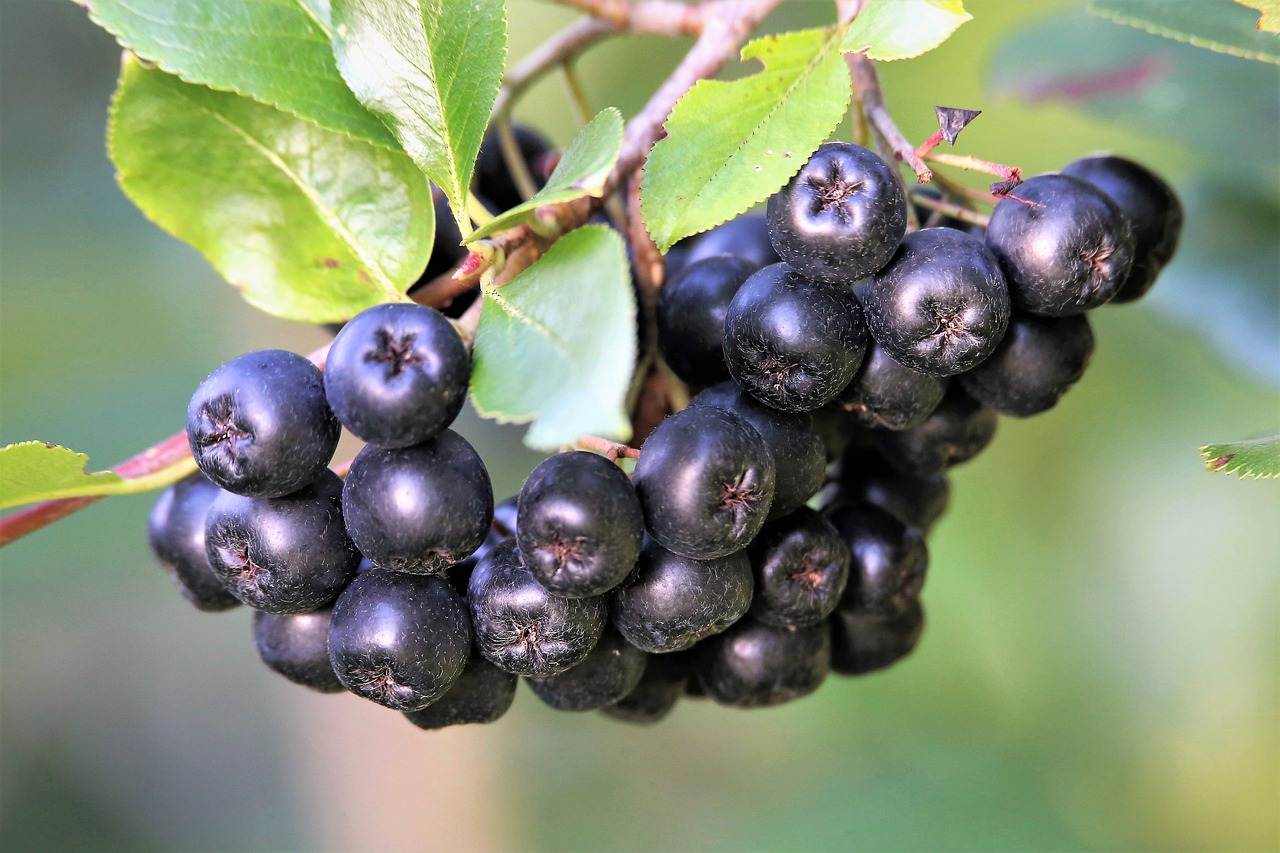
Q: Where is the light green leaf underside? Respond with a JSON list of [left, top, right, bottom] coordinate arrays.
[[109, 56, 432, 323], [1201, 435, 1280, 479], [331, 0, 507, 231], [1089, 0, 1280, 65], [1235, 0, 1280, 33], [641, 26, 853, 252], [470, 225, 636, 450], [0, 442, 126, 510], [466, 108, 624, 242], [842, 0, 973, 60], [86, 0, 396, 148]]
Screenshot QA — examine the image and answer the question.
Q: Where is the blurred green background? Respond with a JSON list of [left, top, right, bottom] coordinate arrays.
[[2, 1, 1277, 850]]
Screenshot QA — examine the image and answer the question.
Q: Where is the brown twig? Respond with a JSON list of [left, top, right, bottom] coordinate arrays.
[[570, 435, 641, 461], [923, 151, 1022, 194], [908, 188, 991, 228], [847, 54, 932, 183]]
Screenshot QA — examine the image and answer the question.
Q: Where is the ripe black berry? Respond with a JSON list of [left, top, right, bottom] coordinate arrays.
[[824, 501, 928, 616], [252, 608, 344, 693], [861, 228, 1011, 377], [402, 653, 517, 730], [517, 451, 644, 598], [959, 312, 1094, 417], [1061, 155, 1182, 303], [724, 263, 869, 412], [147, 473, 240, 612], [694, 617, 831, 707], [527, 630, 648, 712], [837, 339, 949, 430], [767, 142, 907, 284], [748, 507, 850, 628], [611, 538, 753, 653], [342, 430, 494, 573], [690, 381, 825, 518], [467, 541, 607, 677], [601, 653, 690, 724], [323, 302, 470, 448], [986, 173, 1135, 315], [830, 599, 924, 676], [204, 470, 360, 613], [328, 569, 472, 711], [633, 404, 776, 559], [657, 255, 756, 388], [687, 212, 782, 269], [874, 386, 997, 476], [186, 349, 339, 498]]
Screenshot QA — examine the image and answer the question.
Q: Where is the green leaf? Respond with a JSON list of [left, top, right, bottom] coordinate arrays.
[[842, 0, 973, 60], [331, 0, 507, 231], [1201, 435, 1280, 479], [1235, 0, 1280, 33], [85, 0, 396, 149], [466, 108, 623, 242], [1089, 0, 1280, 65], [470, 225, 635, 450], [641, 26, 853, 252], [0, 441, 196, 510], [109, 56, 433, 323]]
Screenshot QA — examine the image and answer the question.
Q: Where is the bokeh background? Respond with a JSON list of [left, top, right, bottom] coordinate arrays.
[[2, 0, 1277, 850]]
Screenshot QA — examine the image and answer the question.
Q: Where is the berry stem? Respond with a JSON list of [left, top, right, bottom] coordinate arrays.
[[847, 54, 933, 184], [569, 435, 641, 461], [495, 116, 540, 203], [907, 188, 992, 228], [922, 151, 1023, 194]]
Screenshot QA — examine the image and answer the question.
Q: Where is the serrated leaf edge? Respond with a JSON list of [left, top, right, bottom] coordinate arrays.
[[1088, 2, 1280, 66], [640, 26, 852, 252], [1200, 437, 1280, 480], [85, 8, 400, 149]]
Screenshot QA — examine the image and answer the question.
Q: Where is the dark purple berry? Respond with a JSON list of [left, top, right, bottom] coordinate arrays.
[[862, 228, 1011, 377], [830, 599, 924, 676], [633, 405, 775, 560], [186, 349, 339, 498], [723, 263, 869, 412], [526, 630, 648, 712], [694, 618, 831, 707], [147, 473, 240, 612], [602, 654, 690, 724], [748, 507, 850, 628], [837, 339, 949, 430], [687, 212, 781, 269], [986, 173, 1135, 315], [824, 501, 927, 616], [959, 312, 1094, 417], [657, 255, 757, 388], [874, 386, 997, 476], [328, 569, 472, 711], [767, 142, 907, 284], [402, 653, 517, 729], [253, 608, 344, 693]]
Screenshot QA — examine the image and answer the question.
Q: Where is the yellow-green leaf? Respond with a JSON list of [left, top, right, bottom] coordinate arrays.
[[1201, 435, 1280, 479], [0, 442, 197, 510], [842, 0, 972, 61]]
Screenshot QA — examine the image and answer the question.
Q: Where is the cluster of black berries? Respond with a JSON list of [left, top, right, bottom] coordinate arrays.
[[147, 140, 1180, 729]]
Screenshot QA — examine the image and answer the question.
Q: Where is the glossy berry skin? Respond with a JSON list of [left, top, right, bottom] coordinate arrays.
[[837, 340, 949, 430], [205, 470, 360, 613], [517, 452, 644, 599], [1061, 155, 1182, 303], [602, 654, 690, 724], [657, 256, 757, 388], [830, 599, 924, 676], [694, 618, 831, 708], [402, 653, 517, 730], [834, 447, 950, 533], [187, 350, 339, 498], [527, 630, 648, 712], [342, 430, 494, 573], [323, 303, 470, 448], [824, 501, 927, 616], [475, 124, 553, 212], [467, 541, 607, 678], [611, 538, 753, 654], [986, 173, 1135, 315], [252, 608, 344, 693], [147, 473, 240, 612], [328, 569, 472, 711], [691, 381, 825, 518], [959, 312, 1094, 417], [748, 508, 850, 628], [767, 142, 907, 284], [687, 212, 782, 269], [874, 386, 997, 476], [632, 405, 776, 559], [862, 228, 1011, 377], [724, 263, 869, 413]]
